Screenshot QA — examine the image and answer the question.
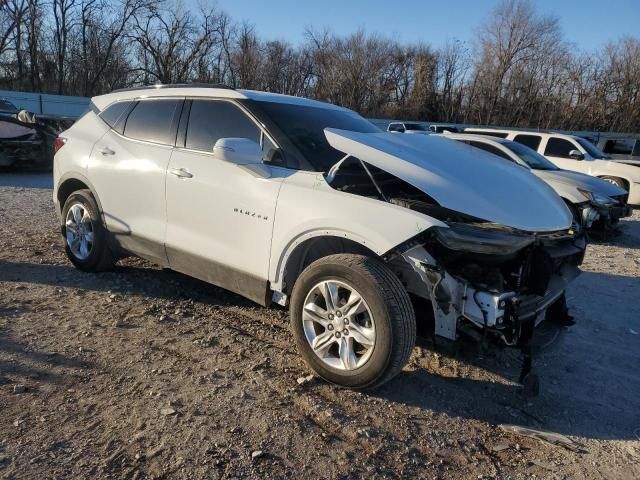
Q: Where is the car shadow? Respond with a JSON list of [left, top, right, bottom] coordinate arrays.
[[589, 214, 640, 250], [374, 269, 640, 442], [0, 330, 92, 385], [1, 260, 638, 442], [0, 260, 256, 308]]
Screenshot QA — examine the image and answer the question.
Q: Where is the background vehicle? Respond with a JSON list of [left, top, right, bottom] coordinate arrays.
[[428, 124, 460, 133], [387, 122, 429, 134], [54, 85, 584, 390], [464, 127, 640, 205], [0, 115, 57, 169], [0, 98, 19, 115], [444, 133, 631, 229], [596, 136, 640, 167]]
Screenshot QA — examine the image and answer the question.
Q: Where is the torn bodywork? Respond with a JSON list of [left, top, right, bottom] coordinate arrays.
[[388, 227, 584, 346], [328, 153, 585, 389]]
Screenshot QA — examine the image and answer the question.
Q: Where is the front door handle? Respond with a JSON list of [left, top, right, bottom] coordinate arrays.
[[169, 168, 193, 179], [100, 147, 115, 155]]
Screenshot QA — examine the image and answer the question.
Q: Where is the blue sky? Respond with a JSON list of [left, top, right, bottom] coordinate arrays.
[[208, 0, 640, 52]]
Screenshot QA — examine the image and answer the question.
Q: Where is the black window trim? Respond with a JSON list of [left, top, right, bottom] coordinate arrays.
[[176, 97, 283, 160], [544, 136, 579, 159], [117, 96, 185, 147], [513, 133, 542, 151], [97, 99, 136, 133]]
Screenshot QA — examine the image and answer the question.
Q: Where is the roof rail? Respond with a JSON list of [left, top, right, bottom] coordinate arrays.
[[112, 83, 235, 93]]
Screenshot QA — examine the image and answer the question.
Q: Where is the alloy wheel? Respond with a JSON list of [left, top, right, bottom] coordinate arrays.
[[302, 280, 376, 370]]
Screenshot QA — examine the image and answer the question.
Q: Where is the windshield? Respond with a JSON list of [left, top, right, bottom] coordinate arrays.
[[576, 137, 610, 159], [244, 100, 380, 171], [502, 141, 559, 170], [404, 123, 428, 131]]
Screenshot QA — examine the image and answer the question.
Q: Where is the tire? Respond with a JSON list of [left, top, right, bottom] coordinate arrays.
[[290, 254, 416, 389], [599, 176, 628, 190], [61, 189, 116, 272]]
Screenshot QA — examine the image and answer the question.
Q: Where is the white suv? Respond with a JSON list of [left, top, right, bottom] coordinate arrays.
[[465, 128, 640, 205], [54, 85, 585, 389]]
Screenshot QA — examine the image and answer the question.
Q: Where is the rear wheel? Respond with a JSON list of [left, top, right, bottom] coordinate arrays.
[[290, 254, 416, 389], [62, 190, 116, 272]]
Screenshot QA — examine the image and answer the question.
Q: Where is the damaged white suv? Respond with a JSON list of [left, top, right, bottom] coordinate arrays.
[[53, 85, 585, 389]]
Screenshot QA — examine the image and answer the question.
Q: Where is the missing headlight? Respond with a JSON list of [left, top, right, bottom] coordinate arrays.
[[432, 222, 535, 255]]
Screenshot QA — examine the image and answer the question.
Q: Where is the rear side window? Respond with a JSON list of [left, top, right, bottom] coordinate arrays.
[[186, 100, 259, 152], [513, 134, 541, 150], [603, 139, 633, 155], [544, 137, 576, 158], [469, 141, 512, 161], [100, 101, 133, 132], [123, 99, 181, 145], [388, 123, 404, 132]]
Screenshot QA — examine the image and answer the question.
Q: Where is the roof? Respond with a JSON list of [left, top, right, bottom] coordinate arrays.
[[91, 84, 349, 112], [439, 132, 510, 144], [464, 127, 580, 141]]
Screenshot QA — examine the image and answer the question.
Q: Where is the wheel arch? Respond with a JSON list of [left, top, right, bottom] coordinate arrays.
[[597, 175, 630, 192], [278, 234, 381, 297], [56, 173, 104, 220]]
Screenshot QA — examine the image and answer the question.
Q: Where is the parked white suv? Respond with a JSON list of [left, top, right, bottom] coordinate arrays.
[[464, 128, 640, 205], [442, 133, 631, 228], [54, 85, 585, 389], [387, 122, 429, 134]]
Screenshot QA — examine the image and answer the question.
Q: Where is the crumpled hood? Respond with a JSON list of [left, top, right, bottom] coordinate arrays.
[[325, 128, 572, 232], [534, 169, 627, 197]]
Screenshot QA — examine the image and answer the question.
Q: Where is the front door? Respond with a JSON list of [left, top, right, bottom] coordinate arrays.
[[541, 136, 593, 175], [165, 99, 285, 304]]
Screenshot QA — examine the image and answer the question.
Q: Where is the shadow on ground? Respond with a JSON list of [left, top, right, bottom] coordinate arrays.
[[2, 259, 639, 442]]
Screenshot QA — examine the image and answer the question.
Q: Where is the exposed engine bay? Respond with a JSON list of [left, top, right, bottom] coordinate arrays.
[[329, 156, 585, 349]]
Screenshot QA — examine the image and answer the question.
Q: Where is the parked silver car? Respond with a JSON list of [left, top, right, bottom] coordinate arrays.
[[442, 133, 632, 229]]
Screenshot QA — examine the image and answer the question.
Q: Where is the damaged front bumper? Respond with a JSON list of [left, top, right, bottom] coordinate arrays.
[[391, 226, 585, 346]]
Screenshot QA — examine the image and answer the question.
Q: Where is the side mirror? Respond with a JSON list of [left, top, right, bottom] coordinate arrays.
[[213, 138, 262, 165], [568, 149, 584, 160]]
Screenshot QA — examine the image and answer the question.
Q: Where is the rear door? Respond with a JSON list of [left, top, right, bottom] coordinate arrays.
[[88, 97, 183, 264], [164, 98, 286, 304]]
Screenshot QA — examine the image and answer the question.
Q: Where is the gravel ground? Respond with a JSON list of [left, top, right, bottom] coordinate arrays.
[[0, 173, 639, 479]]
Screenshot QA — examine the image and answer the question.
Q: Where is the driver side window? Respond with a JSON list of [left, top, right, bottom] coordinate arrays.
[[544, 138, 577, 158], [186, 100, 259, 152]]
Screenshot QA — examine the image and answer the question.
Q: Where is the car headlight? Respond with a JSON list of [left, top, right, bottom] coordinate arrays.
[[578, 188, 615, 207], [432, 222, 535, 255]]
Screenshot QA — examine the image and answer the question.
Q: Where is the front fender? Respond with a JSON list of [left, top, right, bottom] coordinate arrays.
[[268, 171, 445, 290]]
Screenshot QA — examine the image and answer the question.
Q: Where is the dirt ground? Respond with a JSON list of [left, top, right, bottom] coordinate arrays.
[[1, 172, 639, 479]]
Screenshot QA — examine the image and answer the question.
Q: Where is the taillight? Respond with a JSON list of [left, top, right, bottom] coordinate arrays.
[[54, 136, 67, 154]]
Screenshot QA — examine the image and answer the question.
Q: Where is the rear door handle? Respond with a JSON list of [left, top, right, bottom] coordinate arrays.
[[169, 168, 193, 179], [100, 147, 115, 155]]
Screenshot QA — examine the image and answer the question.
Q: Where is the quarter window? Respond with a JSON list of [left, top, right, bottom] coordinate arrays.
[[186, 100, 259, 152], [100, 101, 133, 133], [544, 138, 576, 158], [513, 134, 542, 151], [123, 99, 181, 145]]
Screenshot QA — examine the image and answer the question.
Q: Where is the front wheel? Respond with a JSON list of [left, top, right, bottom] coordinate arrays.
[[599, 176, 627, 190], [290, 254, 416, 389]]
